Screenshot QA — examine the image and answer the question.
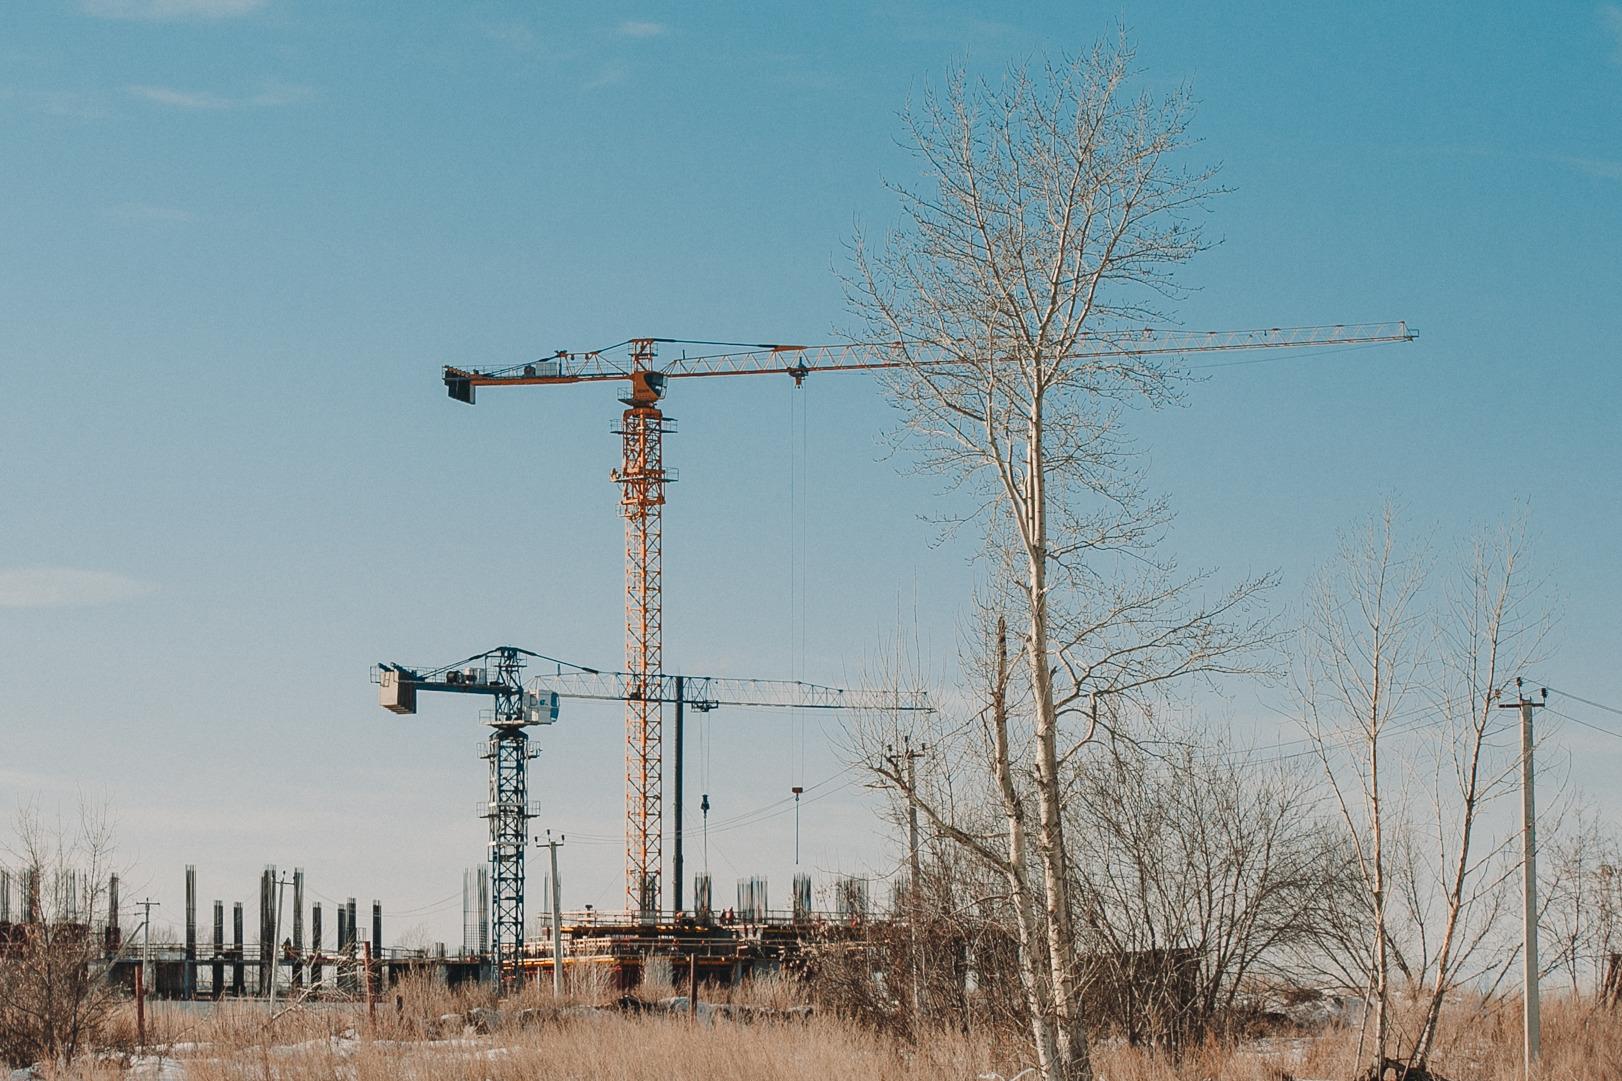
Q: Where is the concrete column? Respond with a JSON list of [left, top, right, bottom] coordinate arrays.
[[345, 898, 358, 993], [311, 903, 323, 988], [107, 874, 120, 952], [258, 867, 275, 997], [184, 865, 197, 999], [232, 902, 245, 996], [212, 901, 224, 999], [292, 869, 304, 989], [372, 900, 383, 996]]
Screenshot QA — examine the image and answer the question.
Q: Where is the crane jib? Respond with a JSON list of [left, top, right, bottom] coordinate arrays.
[[443, 321, 1415, 396]]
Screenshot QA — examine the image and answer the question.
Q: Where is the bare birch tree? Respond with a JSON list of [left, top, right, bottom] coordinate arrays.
[[1538, 810, 1622, 997], [1301, 511, 1549, 1079], [1299, 507, 1429, 1079], [1403, 521, 1549, 1071], [852, 38, 1273, 1080], [863, 609, 1059, 1071]]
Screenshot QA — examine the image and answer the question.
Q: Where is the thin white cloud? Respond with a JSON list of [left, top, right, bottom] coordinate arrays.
[[127, 84, 232, 109], [616, 20, 666, 38], [584, 61, 629, 90], [1553, 153, 1622, 181], [247, 80, 314, 107], [81, 0, 266, 19], [1604, 5, 1622, 64], [126, 80, 313, 110], [477, 18, 539, 53], [0, 567, 156, 609]]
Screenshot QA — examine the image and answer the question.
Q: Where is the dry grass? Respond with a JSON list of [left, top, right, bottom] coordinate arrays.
[[30, 985, 1622, 1081], [1087, 995, 1622, 1080], [66, 1012, 988, 1081]]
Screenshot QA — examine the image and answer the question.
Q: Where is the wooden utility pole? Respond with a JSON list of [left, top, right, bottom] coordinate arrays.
[[885, 738, 928, 1027], [544, 831, 566, 997], [1500, 678, 1547, 1076], [363, 941, 375, 1025], [134, 897, 158, 1046], [133, 963, 145, 1047], [267, 872, 289, 1013]]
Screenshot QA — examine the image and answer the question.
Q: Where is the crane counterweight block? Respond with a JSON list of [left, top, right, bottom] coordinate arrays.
[[378, 665, 418, 714], [444, 367, 476, 404]]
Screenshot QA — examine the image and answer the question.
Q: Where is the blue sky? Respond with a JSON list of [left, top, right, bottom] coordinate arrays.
[[2, 1, 1619, 946]]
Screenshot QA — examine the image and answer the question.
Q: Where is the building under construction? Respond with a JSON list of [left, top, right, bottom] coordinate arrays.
[[0, 860, 890, 999]]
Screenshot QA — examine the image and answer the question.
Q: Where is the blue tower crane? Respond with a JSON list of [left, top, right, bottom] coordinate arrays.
[[375, 646, 563, 989]]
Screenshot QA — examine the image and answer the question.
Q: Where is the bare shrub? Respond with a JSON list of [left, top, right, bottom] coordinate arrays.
[[0, 803, 121, 1068], [1066, 726, 1338, 1049]]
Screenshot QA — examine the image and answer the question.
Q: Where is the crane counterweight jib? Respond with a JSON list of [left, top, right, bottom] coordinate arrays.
[[373, 648, 565, 726]]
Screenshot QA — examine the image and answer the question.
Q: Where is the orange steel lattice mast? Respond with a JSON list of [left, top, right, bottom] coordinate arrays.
[[611, 341, 673, 916], [442, 321, 1418, 917]]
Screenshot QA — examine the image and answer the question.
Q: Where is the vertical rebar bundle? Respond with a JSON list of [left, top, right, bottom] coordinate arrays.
[[792, 873, 812, 924], [694, 872, 712, 921], [462, 869, 474, 955], [736, 876, 768, 922], [834, 876, 869, 922], [477, 870, 489, 957]]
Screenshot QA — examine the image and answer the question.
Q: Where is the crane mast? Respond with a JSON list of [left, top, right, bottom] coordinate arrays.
[[376, 647, 561, 987], [613, 342, 673, 916], [443, 320, 1417, 916]]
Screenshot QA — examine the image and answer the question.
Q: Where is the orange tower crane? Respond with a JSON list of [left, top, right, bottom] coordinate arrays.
[[444, 322, 1416, 915]]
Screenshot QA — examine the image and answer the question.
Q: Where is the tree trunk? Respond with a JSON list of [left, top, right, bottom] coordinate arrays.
[[1369, 687, 1389, 1076], [991, 616, 1062, 1080], [1025, 422, 1092, 1081]]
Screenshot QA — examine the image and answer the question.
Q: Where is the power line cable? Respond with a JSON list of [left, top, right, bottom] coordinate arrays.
[[1539, 686, 1622, 718], [1546, 706, 1622, 741]]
